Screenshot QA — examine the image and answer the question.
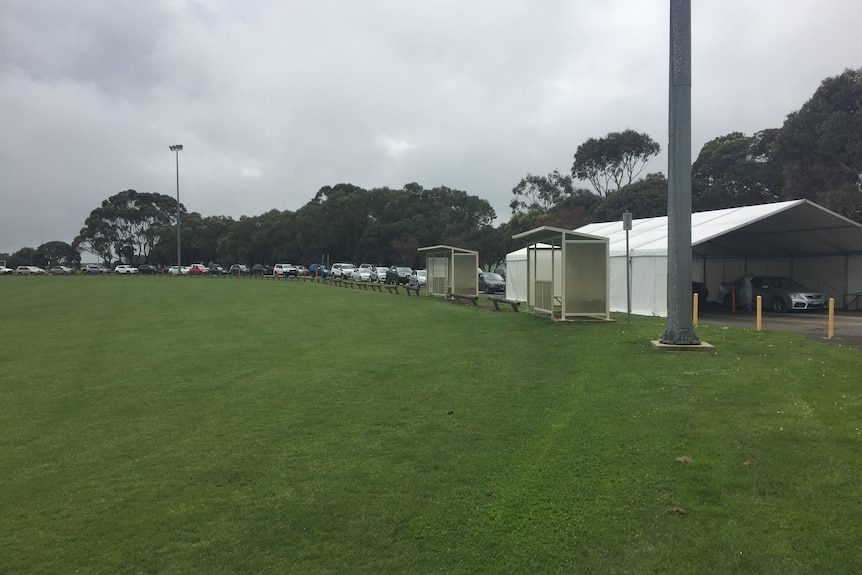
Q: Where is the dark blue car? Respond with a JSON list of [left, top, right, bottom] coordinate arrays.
[[308, 263, 330, 278]]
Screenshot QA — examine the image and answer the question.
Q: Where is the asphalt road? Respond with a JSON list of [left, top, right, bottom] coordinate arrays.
[[697, 304, 862, 350]]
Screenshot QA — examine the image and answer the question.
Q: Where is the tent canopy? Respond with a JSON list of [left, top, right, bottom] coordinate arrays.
[[577, 199, 862, 259]]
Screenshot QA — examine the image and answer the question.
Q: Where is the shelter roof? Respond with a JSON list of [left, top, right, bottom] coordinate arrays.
[[575, 200, 862, 258], [512, 225, 607, 247], [417, 245, 478, 255]]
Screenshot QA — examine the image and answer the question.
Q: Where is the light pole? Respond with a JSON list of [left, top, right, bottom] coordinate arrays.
[[169, 145, 183, 274]]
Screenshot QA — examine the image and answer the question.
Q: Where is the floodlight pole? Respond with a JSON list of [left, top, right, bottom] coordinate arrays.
[[169, 145, 183, 274], [661, 0, 699, 344]]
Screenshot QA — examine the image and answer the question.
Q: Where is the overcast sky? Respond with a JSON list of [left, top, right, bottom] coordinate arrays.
[[1, 0, 859, 254]]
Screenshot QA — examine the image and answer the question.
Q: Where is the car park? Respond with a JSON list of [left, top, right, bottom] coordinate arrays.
[[114, 264, 139, 274], [273, 263, 298, 277], [50, 266, 75, 275], [409, 269, 427, 288], [718, 275, 826, 312], [479, 271, 505, 294], [386, 266, 413, 285], [82, 264, 109, 275]]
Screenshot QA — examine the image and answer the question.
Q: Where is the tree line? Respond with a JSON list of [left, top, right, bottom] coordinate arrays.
[[3, 68, 859, 270]]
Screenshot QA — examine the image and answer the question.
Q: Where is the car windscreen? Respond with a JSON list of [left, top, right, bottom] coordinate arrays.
[[483, 273, 503, 281]]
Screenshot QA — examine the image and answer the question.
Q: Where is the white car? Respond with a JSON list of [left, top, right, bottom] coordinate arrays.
[[15, 265, 46, 275], [351, 267, 373, 282], [273, 263, 298, 277], [114, 264, 139, 274], [373, 266, 388, 282], [0, 265, 15, 275], [167, 265, 190, 275], [409, 269, 427, 287], [330, 263, 355, 279]]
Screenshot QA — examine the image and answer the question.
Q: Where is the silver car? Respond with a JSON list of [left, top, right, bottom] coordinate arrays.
[[718, 275, 826, 312]]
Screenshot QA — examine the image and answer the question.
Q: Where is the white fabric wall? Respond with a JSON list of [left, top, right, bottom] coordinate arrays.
[[505, 250, 526, 301]]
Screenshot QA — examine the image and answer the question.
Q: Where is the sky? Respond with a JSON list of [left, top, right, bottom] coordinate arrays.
[[1, 0, 860, 254]]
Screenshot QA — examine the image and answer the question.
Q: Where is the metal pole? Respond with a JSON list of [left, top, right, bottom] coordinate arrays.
[[169, 145, 183, 274], [661, 0, 699, 344], [623, 211, 632, 323]]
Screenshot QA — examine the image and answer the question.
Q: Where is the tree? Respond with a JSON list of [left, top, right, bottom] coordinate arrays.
[[74, 190, 180, 264], [692, 131, 783, 211], [589, 173, 669, 222], [510, 170, 574, 213], [572, 129, 661, 198], [773, 67, 862, 221], [36, 241, 81, 268]]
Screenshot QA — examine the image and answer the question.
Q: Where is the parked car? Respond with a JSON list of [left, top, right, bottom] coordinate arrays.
[[351, 267, 373, 282], [228, 264, 251, 276], [330, 263, 355, 279], [273, 263, 298, 277], [479, 271, 505, 294], [409, 269, 427, 288], [251, 264, 272, 276], [295, 265, 308, 276], [16, 265, 46, 275], [114, 264, 139, 274], [718, 275, 826, 312], [138, 264, 160, 275], [494, 266, 507, 280], [50, 266, 75, 275], [0, 265, 15, 275], [82, 264, 110, 275], [386, 266, 413, 285], [308, 263, 330, 278], [167, 265, 190, 275], [371, 266, 388, 282], [188, 263, 208, 275]]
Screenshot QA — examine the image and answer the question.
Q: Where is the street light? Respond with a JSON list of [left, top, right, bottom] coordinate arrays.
[[169, 145, 183, 274]]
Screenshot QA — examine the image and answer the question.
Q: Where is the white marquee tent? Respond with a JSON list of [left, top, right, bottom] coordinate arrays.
[[507, 200, 862, 317]]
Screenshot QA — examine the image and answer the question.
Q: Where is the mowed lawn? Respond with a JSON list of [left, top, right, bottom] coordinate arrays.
[[2, 276, 861, 574]]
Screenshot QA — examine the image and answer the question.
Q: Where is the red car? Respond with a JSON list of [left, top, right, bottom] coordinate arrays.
[[188, 264, 209, 275]]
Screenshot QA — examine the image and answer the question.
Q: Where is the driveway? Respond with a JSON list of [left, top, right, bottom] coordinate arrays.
[[697, 305, 862, 350]]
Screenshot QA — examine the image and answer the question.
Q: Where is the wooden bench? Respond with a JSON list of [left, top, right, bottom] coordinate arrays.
[[404, 285, 422, 296], [385, 285, 400, 294], [451, 293, 478, 306], [487, 295, 520, 312]]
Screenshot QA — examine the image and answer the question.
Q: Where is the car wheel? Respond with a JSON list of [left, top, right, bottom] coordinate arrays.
[[771, 296, 786, 313]]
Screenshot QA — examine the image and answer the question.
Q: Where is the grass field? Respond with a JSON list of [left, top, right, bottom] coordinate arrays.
[[2, 276, 861, 574]]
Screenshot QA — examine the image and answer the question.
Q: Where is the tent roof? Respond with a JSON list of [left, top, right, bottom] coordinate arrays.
[[575, 199, 862, 258]]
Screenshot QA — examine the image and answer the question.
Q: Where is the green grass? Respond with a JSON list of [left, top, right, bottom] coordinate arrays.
[[1, 276, 861, 574]]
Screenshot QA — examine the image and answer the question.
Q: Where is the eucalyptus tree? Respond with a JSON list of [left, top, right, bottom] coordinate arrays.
[[572, 129, 661, 198]]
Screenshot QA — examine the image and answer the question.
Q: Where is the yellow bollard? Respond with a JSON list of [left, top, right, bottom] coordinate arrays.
[[828, 298, 834, 339], [693, 292, 699, 326], [756, 295, 762, 331]]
